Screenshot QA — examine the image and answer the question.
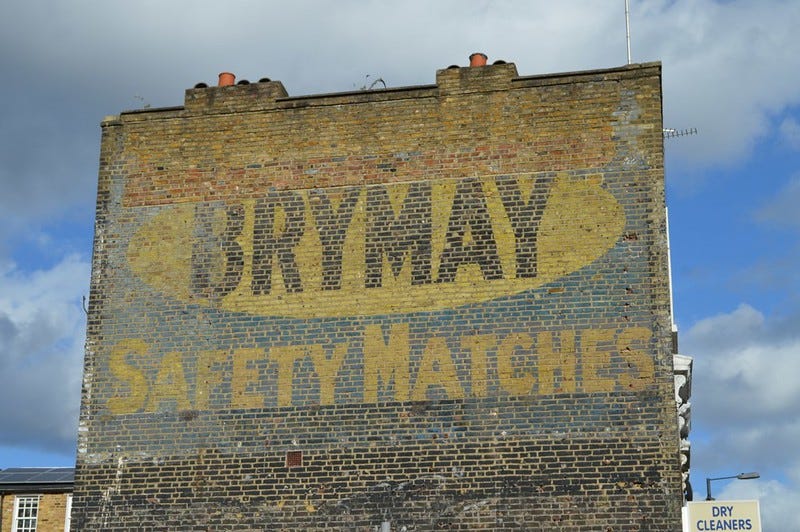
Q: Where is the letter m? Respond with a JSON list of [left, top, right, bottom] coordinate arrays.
[[365, 183, 432, 287], [363, 324, 409, 402]]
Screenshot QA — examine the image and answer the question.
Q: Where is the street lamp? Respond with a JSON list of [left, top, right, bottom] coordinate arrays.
[[705, 472, 760, 501]]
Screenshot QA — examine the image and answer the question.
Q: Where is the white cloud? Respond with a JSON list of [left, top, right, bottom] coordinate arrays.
[[0, 254, 90, 454], [634, 0, 800, 172], [0, 0, 797, 218], [685, 303, 800, 424], [718, 479, 800, 531], [683, 304, 800, 529]]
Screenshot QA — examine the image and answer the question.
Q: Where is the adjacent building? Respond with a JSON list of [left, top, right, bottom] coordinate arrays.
[[73, 56, 683, 529], [0, 468, 74, 532]]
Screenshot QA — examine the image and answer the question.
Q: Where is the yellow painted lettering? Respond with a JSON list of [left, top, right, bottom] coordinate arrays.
[[497, 333, 535, 395], [461, 334, 495, 397], [412, 337, 464, 400], [270, 345, 306, 407], [232, 348, 265, 409], [147, 351, 191, 411], [582, 329, 615, 393], [108, 339, 149, 415], [617, 327, 655, 391], [537, 330, 576, 394], [364, 324, 409, 402], [309, 343, 348, 405]]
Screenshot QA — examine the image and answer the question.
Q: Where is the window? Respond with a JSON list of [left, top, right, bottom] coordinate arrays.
[[12, 495, 40, 532], [64, 494, 73, 532]]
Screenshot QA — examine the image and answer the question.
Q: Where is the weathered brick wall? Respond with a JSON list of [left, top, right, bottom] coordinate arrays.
[[73, 61, 682, 530]]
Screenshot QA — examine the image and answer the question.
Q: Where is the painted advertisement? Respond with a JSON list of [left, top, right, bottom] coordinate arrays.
[[104, 171, 654, 414]]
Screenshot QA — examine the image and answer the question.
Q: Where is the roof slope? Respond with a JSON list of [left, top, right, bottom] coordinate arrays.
[[0, 467, 74, 493]]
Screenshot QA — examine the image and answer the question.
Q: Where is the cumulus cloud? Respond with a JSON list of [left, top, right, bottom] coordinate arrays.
[[0, 255, 90, 454], [634, 0, 800, 172], [718, 478, 800, 530], [685, 303, 800, 426], [2, 0, 800, 229], [682, 304, 800, 527]]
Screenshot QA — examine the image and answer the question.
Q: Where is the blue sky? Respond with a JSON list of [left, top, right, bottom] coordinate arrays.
[[1, 1, 798, 528]]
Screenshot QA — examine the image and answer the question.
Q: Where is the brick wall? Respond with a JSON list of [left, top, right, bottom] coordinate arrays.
[[73, 61, 682, 530], [1, 493, 70, 531]]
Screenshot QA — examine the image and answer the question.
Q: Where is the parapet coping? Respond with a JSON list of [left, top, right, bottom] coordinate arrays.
[[108, 61, 661, 125]]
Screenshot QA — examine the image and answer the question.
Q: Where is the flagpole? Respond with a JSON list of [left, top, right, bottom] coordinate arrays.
[[625, 0, 632, 64]]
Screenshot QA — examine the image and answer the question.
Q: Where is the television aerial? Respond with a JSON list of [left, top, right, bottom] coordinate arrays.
[[663, 128, 698, 140]]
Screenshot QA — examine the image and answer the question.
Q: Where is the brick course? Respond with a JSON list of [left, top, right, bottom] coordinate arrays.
[[74, 61, 682, 530]]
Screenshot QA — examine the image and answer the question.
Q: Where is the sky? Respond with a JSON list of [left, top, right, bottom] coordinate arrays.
[[0, 0, 798, 528]]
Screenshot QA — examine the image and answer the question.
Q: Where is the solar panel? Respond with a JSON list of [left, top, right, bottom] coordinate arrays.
[[0, 467, 75, 485]]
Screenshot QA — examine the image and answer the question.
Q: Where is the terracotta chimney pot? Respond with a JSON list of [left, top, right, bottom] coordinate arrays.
[[218, 72, 236, 86], [469, 53, 488, 67]]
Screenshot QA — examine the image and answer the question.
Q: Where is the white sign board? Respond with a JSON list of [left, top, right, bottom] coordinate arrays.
[[685, 500, 761, 532]]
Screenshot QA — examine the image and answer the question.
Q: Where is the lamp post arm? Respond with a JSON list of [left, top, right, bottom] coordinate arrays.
[[705, 474, 757, 500]]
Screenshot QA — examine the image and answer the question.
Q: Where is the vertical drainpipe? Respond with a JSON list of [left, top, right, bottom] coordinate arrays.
[[666, 206, 678, 353]]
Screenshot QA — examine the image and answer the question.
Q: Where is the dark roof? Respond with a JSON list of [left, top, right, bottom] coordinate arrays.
[[0, 467, 74, 493]]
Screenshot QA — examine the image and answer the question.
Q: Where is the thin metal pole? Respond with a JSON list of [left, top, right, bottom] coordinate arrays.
[[625, 0, 632, 64]]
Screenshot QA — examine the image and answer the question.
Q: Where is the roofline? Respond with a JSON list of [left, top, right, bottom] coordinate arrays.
[[0, 467, 75, 493], [115, 61, 661, 118], [0, 482, 74, 494]]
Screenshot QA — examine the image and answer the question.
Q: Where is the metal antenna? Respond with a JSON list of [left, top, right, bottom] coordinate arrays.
[[663, 128, 698, 139], [625, 0, 632, 64]]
